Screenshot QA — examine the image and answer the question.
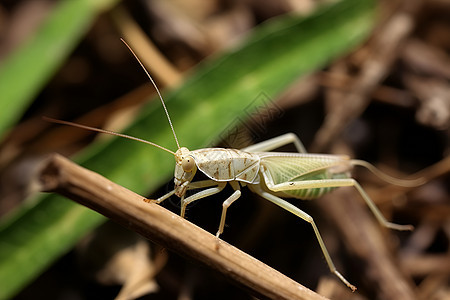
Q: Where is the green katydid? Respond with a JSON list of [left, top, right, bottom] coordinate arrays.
[[45, 39, 424, 292]]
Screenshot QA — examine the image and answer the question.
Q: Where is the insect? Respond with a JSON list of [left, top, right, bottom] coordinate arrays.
[[45, 39, 424, 292]]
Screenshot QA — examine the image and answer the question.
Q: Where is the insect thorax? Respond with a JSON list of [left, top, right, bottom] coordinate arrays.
[[190, 148, 260, 183]]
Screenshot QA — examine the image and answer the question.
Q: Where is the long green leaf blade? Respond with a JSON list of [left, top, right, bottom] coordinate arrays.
[[0, 0, 119, 138]]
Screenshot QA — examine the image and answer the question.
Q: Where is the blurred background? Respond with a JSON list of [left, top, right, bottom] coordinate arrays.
[[0, 0, 449, 299]]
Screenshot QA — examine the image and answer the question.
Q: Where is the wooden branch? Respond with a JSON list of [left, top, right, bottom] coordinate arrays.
[[38, 154, 327, 300]]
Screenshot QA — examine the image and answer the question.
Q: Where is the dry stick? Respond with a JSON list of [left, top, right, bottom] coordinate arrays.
[[38, 154, 328, 300]]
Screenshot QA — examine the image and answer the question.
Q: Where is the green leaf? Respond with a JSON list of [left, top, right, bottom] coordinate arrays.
[[0, 0, 119, 138], [0, 0, 376, 298]]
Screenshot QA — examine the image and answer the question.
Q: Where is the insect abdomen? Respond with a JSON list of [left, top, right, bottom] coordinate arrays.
[[283, 171, 350, 200], [285, 186, 335, 199]]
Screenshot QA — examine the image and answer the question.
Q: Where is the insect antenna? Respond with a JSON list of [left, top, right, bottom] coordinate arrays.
[[351, 159, 426, 187], [43, 117, 176, 156], [120, 38, 181, 150]]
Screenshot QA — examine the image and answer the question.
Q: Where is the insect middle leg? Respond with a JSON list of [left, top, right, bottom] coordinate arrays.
[[249, 184, 357, 291], [181, 181, 227, 218], [241, 133, 307, 153], [216, 181, 242, 237], [183, 181, 243, 237]]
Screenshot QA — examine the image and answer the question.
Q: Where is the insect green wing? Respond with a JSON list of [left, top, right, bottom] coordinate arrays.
[[259, 153, 352, 182], [258, 153, 353, 199]]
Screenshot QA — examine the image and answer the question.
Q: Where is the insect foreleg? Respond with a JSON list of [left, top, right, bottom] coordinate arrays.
[[248, 184, 357, 292], [181, 182, 227, 218], [145, 189, 176, 204], [264, 176, 413, 231], [241, 133, 306, 153], [145, 180, 216, 206]]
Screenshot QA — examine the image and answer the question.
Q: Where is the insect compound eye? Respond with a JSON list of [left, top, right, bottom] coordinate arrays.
[[181, 157, 195, 172]]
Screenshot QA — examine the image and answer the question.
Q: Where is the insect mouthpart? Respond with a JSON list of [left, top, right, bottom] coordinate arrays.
[[174, 179, 189, 198]]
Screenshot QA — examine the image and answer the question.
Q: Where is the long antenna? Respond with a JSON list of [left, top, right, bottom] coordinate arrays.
[[43, 117, 176, 156], [120, 38, 180, 150]]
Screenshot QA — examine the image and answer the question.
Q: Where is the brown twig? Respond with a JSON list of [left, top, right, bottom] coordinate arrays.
[[38, 154, 328, 300]]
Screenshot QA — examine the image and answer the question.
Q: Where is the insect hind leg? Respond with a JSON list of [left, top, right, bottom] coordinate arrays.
[[265, 176, 413, 231], [249, 184, 357, 291], [353, 180, 414, 231]]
